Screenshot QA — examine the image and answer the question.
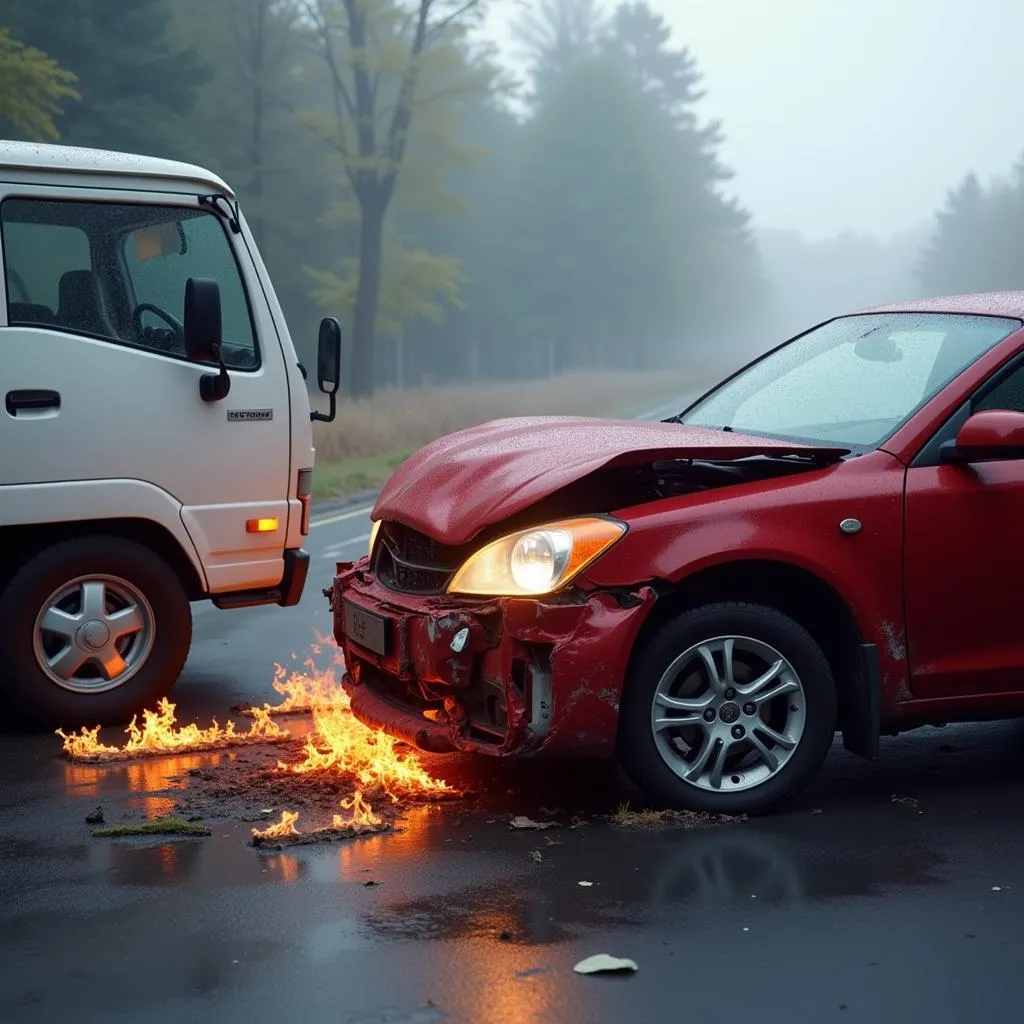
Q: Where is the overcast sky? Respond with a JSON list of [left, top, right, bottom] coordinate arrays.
[[484, 0, 1024, 243]]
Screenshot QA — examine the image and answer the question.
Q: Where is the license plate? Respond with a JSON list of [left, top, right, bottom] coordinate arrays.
[[343, 599, 391, 657]]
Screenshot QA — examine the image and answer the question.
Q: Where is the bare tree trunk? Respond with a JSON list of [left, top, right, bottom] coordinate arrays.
[[351, 198, 385, 397]]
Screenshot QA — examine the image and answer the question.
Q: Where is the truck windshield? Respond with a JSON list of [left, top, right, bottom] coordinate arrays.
[[679, 312, 1022, 448]]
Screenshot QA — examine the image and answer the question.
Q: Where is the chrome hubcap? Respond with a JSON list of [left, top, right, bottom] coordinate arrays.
[[650, 635, 806, 793], [32, 575, 155, 694]]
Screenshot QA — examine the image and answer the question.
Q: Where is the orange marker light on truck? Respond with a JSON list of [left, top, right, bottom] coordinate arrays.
[[245, 517, 279, 533]]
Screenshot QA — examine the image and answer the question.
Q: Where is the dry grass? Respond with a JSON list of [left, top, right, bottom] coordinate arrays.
[[610, 803, 745, 829], [311, 368, 700, 463]]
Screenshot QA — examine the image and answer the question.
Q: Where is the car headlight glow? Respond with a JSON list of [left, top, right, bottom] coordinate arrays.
[[447, 516, 626, 597], [368, 519, 381, 558]]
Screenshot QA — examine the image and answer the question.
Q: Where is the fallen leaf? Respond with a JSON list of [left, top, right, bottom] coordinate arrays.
[[529, 850, 543, 864], [510, 816, 559, 830], [574, 954, 638, 975]]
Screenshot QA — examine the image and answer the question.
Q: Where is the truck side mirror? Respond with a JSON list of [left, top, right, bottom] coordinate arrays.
[[184, 277, 230, 402], [311, 316, 342, 423], [184, 277, 222, 363]]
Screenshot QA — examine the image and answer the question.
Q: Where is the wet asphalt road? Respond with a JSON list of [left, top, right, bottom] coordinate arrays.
[[4, 409, 1024, 1021]]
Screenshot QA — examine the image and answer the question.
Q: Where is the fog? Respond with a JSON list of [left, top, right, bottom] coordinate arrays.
[[3, 0, 1024, 398]]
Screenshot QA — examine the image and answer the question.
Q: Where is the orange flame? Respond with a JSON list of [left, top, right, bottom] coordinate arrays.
[[333, 790, 382, 828], [278, 689, 451, 799], [252, 809, 300, 839], [56, 698, 289, 762]]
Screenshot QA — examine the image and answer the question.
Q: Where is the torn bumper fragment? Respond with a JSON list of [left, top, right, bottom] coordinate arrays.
[[330, 560, 656, 757]]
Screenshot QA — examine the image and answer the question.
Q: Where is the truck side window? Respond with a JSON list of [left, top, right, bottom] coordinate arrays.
[[1, 198, 259, 371]]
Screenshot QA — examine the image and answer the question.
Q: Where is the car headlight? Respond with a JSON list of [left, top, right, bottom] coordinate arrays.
[[368, 519, 381, 558], [447, 517, 626, 597]]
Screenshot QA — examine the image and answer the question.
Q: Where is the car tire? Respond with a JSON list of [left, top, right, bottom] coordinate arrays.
[[0, 536, 192, 730], [617, 601, 837, 816]]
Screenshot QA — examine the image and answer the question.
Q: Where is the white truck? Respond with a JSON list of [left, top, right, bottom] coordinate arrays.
[[0, 141, 341, 729]]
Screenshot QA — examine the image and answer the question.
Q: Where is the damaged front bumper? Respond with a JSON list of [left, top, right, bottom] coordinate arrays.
[[328, 561, 656, 757]]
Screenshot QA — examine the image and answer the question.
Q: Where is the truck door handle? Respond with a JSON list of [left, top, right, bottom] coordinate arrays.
[[5, 389, 61, 415]]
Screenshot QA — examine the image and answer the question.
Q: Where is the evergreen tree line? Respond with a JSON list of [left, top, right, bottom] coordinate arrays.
[[0, 0, 764, 395]]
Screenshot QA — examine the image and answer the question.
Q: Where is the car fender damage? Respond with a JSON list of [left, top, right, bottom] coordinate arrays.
[[330, 561, 656, 758]]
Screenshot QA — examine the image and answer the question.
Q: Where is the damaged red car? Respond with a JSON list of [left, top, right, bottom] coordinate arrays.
[[329, 292, 1024, 815]]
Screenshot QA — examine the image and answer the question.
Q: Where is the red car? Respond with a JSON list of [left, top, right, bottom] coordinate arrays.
[[329, 293, 1024, 815]]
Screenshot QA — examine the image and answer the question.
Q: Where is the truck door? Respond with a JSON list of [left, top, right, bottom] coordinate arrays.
[[0, 187, 293, 594]]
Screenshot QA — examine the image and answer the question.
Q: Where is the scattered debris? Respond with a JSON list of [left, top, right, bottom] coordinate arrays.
[[992, 885, 1004, 892], [578, 880, 594, 887], [92, 817, 212, 838], [529, 850, 544, 864], [516, 966, 551, 979], [510, 816, 559, 830], [84, 806, 104, 825], [611, 803, 743, 830], [363, 880, 381, 887], [573, 954, 638, 975], [499, 931, 513, 942], [890, 795, 919, 808]]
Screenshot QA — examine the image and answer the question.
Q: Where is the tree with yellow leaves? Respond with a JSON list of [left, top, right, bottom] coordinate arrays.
[[0, 28, 77, 140]]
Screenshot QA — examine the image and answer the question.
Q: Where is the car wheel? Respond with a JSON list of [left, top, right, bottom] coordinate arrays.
[[0, 536, 192, 730], [617, 602, 837, 816]]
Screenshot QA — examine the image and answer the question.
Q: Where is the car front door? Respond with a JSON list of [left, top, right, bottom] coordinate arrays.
[[903, 350, 1024, 699], [0, 186, 292, 594]]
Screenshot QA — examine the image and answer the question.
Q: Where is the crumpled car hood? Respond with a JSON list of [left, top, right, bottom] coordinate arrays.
[[371, 416, 848, 546]]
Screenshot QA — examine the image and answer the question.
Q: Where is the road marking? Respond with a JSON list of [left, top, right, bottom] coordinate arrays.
[[310, 505, 374, 528], [320, 533, 371, 560]]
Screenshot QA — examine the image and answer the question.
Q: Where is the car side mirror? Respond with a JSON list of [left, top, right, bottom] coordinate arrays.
[[184, 277, 230, 402], [939, 409, 1024, 465], [311, 316, 342, 423]]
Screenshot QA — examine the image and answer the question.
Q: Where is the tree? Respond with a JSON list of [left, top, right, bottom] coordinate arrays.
[[302, 0, 497, 397], [0, 28, 78, 140], [510, 0, 605, 100], [0, 0, 209, 155], [918, 174, 995, 296]]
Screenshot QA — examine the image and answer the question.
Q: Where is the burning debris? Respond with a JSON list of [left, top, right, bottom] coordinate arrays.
[[249, 790, 392, 849], [57, 638, 457, 847], [56, 698, 290, 762]]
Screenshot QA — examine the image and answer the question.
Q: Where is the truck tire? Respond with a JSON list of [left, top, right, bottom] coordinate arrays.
[[617, 602, 837, 816], [0, 536, 192, 730]]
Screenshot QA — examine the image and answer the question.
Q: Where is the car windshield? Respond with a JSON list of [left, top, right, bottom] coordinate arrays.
[[679, 312, 1022, 447]]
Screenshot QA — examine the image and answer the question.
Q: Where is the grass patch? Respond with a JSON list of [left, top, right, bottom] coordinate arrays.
[[92, 817, 211, 838], [312, 449, 414, 499], [310, 367, 727, 498]]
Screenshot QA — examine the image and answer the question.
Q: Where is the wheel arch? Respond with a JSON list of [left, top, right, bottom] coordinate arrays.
[[0, 518, 206, 601], [629, 559, 880, 761]]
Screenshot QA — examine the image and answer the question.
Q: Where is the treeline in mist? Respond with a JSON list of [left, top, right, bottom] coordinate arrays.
[[0, 0, 764, 396]]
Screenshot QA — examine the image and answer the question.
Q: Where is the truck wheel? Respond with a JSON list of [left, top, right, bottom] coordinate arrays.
[[0, 536, 192, 729], [617, 602, 837, 816]]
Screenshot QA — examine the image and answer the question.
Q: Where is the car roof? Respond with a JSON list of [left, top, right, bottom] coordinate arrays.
[[0, 141, 234, 198], [853, 290, 1024, 320]]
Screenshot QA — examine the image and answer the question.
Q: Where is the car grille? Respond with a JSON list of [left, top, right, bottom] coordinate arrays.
[[372, 522, 474, 596]]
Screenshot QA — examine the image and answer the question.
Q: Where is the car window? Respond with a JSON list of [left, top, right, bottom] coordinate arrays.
[[681, 313, 1021, 448], [1, 198, 258, 371], [973, 360, 1024, 414]]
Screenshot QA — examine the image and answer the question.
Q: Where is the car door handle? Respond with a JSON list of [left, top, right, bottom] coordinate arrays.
[[5, 389, 61, 415]]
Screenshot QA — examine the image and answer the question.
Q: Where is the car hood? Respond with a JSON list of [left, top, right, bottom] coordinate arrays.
[[372, 416, 848, 546]]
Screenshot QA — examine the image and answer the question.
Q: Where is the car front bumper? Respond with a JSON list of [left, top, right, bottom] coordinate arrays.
[[328, 560, 656, 757]]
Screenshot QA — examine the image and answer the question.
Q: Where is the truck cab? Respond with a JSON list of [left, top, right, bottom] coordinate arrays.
[[0, 141, 341, 729]]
